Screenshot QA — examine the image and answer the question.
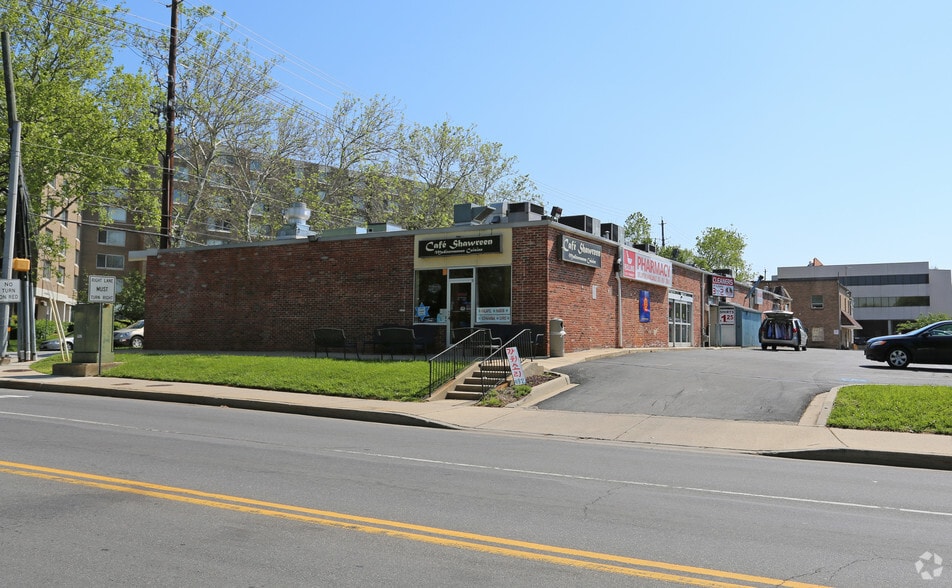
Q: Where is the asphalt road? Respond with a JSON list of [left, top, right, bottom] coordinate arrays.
[[539, 347, 952, 422], [2, 389, 951, 586]]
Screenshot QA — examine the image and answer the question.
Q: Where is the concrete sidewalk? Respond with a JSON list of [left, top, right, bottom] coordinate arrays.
[[2, 349, 951, 470]]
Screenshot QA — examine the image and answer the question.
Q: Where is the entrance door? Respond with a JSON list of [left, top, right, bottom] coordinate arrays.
[[448, 280, 474, 343], [668, 293, 693, 347]]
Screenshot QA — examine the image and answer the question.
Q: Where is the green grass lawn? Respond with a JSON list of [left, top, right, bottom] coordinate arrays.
[[827, 384, 952, 435], [30, 353, 433, 402], [28, 354, 952, 433]]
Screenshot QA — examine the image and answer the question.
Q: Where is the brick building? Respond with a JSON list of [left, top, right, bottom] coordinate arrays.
[[763, 277, 861, 349], [144, 215, 773, 355]]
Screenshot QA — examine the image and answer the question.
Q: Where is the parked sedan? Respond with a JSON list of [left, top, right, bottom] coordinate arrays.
[[864, 320, 952, 368], [39, 336, 73, 351], [114, 320, 145, 348]]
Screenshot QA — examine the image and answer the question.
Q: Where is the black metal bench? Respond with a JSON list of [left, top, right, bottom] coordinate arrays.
[[313, 328, 359, 359], [375, 327, 427, 359]]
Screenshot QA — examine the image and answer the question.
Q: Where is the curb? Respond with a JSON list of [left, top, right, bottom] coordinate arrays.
[[0, 377, 457, 430]]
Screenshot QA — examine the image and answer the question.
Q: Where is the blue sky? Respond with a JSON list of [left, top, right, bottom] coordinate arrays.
[[129, 1, 952, 278]]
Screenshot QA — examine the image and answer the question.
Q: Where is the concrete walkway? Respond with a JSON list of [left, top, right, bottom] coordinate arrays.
[[2, 348, 951, 470]]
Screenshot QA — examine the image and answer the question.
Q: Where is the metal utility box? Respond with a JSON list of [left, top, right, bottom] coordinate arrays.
[[72, 303, 115, 364]]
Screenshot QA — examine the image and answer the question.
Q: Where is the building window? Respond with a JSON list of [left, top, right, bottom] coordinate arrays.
[[207, 218, 232, 233], [174, 166, 189, 181], [42, 264, 52, 280], [57, 266, 66, 285], [173, 189, 188, 204], [98, 229, 126, 246], [413, 266, 512, 325], [811, 295, 823, 309], [415, 269, 446, 323], [106, 207, 127, 223], [96, 254, 125, 270]]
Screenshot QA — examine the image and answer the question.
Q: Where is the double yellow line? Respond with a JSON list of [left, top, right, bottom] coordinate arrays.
[[0, 460, 827, 587]]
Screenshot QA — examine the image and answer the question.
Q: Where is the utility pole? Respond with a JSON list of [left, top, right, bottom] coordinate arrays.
[[1, 32, 21, 360], [659, 217, 666, 249], [159, 0, 179, 249]]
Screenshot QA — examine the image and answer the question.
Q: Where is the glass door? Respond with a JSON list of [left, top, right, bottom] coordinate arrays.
[[448, 280, 474, 343], [668, 295, 693, 347]]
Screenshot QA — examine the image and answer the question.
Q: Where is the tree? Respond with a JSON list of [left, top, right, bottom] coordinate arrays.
[[115, 270, 146, 321], [0, 0, 163, 239], [693, 226, 753, 281], [623, 212, 653, 246], [136, 5, 315, 245], [895, 313, 952, 333], [386, 119, 539, 229]]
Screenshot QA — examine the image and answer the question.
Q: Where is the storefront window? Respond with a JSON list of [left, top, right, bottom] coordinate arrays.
[[415, 269, 446, 323], [415, 266, 512, 325], [476, 267, 511, 307]]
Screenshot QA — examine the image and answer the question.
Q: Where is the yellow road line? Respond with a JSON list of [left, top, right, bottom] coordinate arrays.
[[0, 460, 828, 587]]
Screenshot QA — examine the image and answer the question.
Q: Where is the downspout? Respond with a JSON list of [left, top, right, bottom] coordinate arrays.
[[616, 265, 623, 348]]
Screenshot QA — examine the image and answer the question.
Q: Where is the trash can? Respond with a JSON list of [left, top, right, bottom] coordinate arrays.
[[549, 318, 566, 357]]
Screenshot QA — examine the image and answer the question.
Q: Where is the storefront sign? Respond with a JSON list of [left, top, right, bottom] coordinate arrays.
[[712, 275, 735, 298], [561, 235, 602, 268], [476, 306, 511, 323], [418, 235, 502, 257], [639, 290, 650, 323], [621, 247, 673, 287]]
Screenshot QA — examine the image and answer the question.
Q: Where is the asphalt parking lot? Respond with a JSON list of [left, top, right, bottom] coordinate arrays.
[[539, 347, 952, 422]]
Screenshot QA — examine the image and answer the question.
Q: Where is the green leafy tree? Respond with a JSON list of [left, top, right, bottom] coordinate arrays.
[[387, 118, 539, 229], [0, 0, 163, 245], [115, 270, 146, 321], [136, 5, 315, 245], [623, 212, 653, 247], [896, 313, 952, 333], [693, 226, 753, 281]]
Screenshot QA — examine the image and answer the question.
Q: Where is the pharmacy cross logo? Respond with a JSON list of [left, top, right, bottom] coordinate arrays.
[[915, 552, 943, 581]]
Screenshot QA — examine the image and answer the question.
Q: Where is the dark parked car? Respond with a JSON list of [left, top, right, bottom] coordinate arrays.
[[864, 320, 952, 369]]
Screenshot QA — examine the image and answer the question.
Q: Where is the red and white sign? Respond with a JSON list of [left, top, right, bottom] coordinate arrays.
[[506, 347, 527, 386], [718, 306, 736, 325], [621, 247, 673, 287], [712, 275, 735, 298]]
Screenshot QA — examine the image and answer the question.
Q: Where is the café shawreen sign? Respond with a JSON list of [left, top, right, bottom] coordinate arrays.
[[418, 235, 502, 257], [621, 247, 672, 288]]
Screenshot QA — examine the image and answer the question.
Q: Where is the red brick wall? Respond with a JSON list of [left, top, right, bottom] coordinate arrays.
[[147, 235, 416, 352], [146, 225, 712, 353]]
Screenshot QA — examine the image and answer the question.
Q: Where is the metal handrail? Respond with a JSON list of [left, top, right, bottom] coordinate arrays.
[[427, 329, 494, 396], [474, 329, 535, 395]]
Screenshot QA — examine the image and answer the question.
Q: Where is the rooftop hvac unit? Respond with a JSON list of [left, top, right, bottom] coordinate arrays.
[[633, 243, 657, 253], [559, 214, 600, 235], [600, 223, 621, 242]]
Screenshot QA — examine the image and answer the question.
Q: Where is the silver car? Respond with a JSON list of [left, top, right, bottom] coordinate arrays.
[[114, 319, 145, 348], [759, 311, 807, 351]]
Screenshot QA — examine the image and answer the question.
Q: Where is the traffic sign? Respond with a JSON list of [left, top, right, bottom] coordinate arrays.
[[88, 275, 116, 303], [0, 279, 20, 303]]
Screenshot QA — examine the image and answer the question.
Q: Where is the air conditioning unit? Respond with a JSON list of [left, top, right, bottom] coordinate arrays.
[[507, 201, 545, 222], [559, 214, 600, 235], [600, 223, 621, 242]]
